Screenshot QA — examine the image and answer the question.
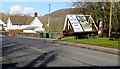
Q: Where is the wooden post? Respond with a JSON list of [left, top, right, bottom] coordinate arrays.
[[48, 4, 51, 33], [109, 0, 112, 38]]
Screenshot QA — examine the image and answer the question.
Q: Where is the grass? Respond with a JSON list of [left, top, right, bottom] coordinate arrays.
[[56, 37, 120, 49]]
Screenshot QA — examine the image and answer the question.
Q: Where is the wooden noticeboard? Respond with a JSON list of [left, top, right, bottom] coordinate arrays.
[[63, 14, 98, 36]]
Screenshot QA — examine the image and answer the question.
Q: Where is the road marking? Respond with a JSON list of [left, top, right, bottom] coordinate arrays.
[[26, 45, 46, 53], [0, 57, 2, 62], [26, 45, 93, 66], [54, 44, 60, 45]]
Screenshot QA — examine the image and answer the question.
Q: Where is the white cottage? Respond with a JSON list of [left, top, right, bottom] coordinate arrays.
[[0, 19, 6, 31], [5, 12, 45, 33]]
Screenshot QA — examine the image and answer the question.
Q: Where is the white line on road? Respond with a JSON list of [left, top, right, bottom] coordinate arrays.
[[0, 57, 2, 62], [26, 45, 47, 53], [26, 45, 93, 66]]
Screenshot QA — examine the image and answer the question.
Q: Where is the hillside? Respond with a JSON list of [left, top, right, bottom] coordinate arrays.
[[39, 8, 75, 32]]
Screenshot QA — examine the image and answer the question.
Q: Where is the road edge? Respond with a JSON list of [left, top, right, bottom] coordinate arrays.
[[53, 41, 119, 55]]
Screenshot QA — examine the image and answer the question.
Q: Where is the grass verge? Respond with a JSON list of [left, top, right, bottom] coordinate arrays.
[[56, 37, 119, 49]]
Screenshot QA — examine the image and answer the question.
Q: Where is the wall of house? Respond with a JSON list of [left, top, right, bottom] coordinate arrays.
[[21, 25, 29, 29], [6, 25, 29, 30], [0, 25, 2, 31], [30, 17, 43, 27], [23, 30, 36, 33]]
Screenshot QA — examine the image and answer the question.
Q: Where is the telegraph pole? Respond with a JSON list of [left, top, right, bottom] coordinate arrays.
[[109, 0, 112, 38], [48, 4, 51, 33]]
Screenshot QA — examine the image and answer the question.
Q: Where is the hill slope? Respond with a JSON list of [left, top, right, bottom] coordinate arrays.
[[39, 8, 74, 32]]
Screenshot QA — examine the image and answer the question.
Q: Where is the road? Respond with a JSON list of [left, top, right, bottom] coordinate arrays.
[[0, 36, 119, 67]]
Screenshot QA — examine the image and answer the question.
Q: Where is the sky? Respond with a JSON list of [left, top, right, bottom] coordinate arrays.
[[1, 0, 119, 17], [1, 1, 73, 16]]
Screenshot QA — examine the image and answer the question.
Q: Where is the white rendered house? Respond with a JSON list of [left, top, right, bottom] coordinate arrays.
[[0, 19, 6, 31], [5, 12, 45, 33]]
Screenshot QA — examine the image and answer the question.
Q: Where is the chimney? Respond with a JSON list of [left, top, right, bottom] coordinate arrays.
[[34, 12, 38, 17]]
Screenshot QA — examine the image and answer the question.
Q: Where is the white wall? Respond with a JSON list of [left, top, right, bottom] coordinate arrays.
[[6, 25, 29, 30], [30, 17, 43, 27], [23, 30, 36, 33], [0, 25, 2, 30], [21, 25, 30, 29]]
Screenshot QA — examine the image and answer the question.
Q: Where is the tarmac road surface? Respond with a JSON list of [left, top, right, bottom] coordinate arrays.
[[1, 36, 119, 67]]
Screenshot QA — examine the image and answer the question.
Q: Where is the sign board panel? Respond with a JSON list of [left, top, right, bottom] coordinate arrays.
[[67, 15, 83, 32], [76, 15, 92, 31], [64, 14, 93, 33]]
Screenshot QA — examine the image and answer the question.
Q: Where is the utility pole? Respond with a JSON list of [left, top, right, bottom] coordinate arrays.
[[109, 0, 112, 38], [48, 4, 51, 33]]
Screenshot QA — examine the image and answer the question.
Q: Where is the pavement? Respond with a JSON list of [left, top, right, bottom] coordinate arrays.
[[54, 41, 120, 55]]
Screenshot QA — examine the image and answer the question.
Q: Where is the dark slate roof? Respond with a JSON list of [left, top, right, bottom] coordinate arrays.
[[10, 16, 35, 25]]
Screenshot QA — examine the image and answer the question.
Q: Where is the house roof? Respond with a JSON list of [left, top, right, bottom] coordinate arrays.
[[10, 16, 35, 25]]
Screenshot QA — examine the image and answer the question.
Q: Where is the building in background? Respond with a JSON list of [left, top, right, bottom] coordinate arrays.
[[4, 12, 45, 33], [0, 19, 6, 31]]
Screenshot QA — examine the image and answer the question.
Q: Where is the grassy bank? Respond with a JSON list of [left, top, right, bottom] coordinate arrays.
[[57, 37, 119, 49]]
